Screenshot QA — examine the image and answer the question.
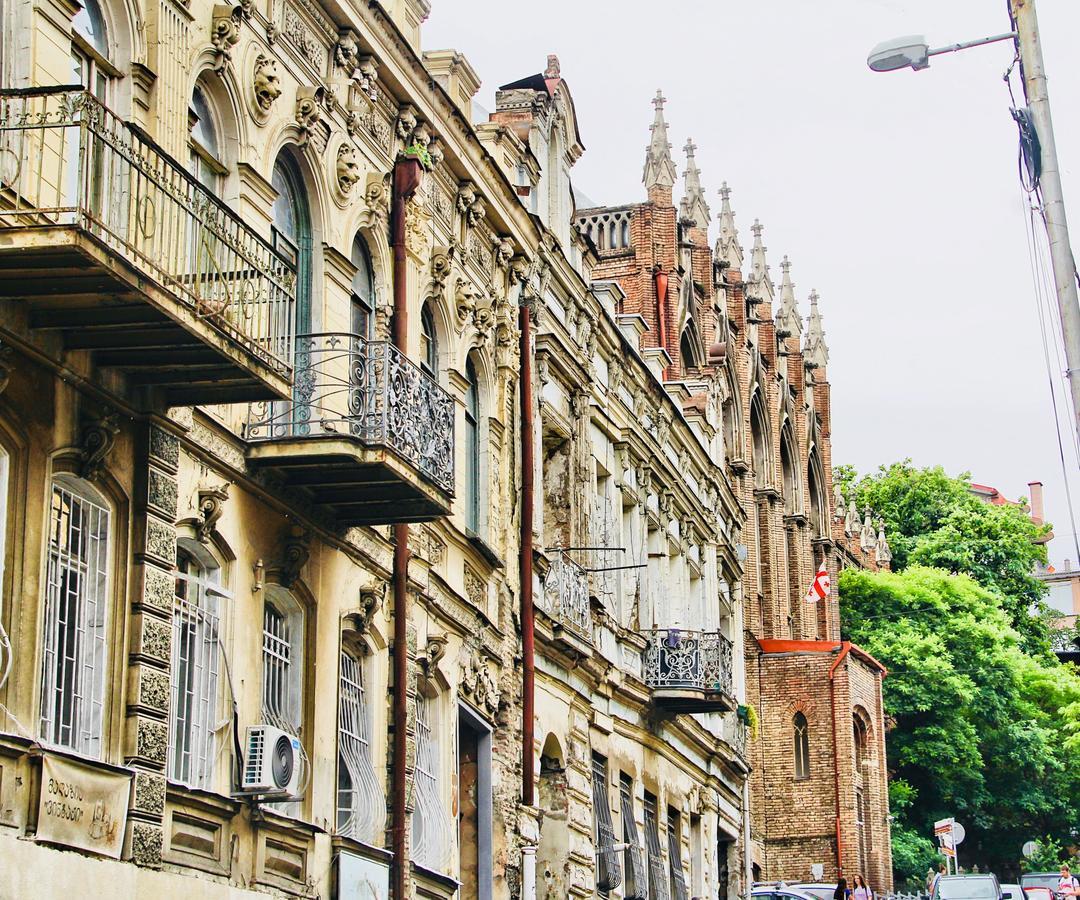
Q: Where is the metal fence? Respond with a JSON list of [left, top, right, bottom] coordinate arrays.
[[540, 553, 592, 639], [245, 333, 455, 495], [0, 86, 295, 377], [641, 628, 734, 697]]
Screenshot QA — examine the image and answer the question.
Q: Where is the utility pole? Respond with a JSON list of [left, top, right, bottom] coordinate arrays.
[[1011, 0, 1080, 449]]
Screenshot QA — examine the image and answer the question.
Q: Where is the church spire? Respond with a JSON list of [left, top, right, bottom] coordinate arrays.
[[803, 289, 830, 370], [747, 219, 773, 306], [679, 138, 710, 228], [715, 182, 743, 270], [643, 90, 677, 197], [775, 255, 802, 340]]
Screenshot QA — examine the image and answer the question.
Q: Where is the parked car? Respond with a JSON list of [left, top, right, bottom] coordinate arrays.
[[1024, 888, 1055, 900], [1023, 875, 1065, 899], [753, 884, 825, 900], [933, 874, 1004, 900], [788, 884, 838, 900], [1002, 883, 1025, 900]]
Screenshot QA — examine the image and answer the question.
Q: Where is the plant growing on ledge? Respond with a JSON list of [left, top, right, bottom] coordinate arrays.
[[401, 142, 433, 171], [738, 703, 758, 738]]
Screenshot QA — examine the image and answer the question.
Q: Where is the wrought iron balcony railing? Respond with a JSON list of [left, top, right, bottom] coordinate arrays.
[[539, 553, 592, 639], [0, 87, 295, 379], [642, 629, 734, 701], [245, 333, 455, 495]]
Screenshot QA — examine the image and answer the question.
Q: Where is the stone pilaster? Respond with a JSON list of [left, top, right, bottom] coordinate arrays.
[[124, 421, 179, 868]]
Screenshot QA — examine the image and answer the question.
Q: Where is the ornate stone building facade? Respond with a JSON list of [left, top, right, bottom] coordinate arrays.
[[579, 95, 895, 889], [0, 0, 752, 896]]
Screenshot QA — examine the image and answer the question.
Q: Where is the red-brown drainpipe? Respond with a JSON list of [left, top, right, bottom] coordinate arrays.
[[390, 156, 423, 900], [829, 639, 853, 877], [519, 284, 535, 807]]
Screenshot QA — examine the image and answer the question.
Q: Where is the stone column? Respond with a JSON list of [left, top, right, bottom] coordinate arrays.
[[124, 421, 180, 867]]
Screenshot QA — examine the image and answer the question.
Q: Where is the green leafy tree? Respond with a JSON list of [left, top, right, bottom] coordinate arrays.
[[839, 566, 1080, 879], [839, 461, 1052, 644]]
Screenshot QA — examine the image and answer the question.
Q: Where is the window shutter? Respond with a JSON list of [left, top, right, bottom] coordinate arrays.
[[620, 777, 648, 900]]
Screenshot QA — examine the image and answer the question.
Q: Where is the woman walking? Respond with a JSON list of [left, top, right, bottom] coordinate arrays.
[[833, 878, 849, 900], [852, 873, 874, 900]]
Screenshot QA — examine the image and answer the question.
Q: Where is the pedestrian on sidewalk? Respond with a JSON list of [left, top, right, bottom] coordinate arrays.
[[852, 873, 874, 900], [833, 877, 849, 900], [931, 863, 947, 897], [926, 867, 937, 896], [1058, 865, 1079, 898]]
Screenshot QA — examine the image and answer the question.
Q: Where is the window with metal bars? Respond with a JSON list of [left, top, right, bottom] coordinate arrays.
[[168, 543, 225, 789], [667, 807, 689, 900], [412, 690, 451, 872], [336, 648, 384, 844], [643, 791, 670, 900], [261, 592, 302, 734], [591, 753, 622, 894], [620, 774, 647, 900], [40, 477, 110, 758]]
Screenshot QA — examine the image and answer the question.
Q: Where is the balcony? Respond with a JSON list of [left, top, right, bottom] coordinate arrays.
[[245, 333, 454, 525], [537, 554, 593, 655], [0, 87, 294, 404], [642, 629, 735, 713]]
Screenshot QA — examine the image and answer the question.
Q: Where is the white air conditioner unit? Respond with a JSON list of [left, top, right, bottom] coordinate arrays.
[[242, 725, 302, 797]]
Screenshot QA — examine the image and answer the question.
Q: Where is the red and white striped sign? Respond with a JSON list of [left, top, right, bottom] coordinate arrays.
[[804, 566, 831, 602]]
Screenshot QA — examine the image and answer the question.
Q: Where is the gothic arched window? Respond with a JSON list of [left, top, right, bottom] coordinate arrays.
[[793, 711, 810, 780]]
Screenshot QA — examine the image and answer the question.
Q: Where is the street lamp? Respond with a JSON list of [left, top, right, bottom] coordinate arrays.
[[866, 31, 1016, 73], [866, 1, 1080, 452]]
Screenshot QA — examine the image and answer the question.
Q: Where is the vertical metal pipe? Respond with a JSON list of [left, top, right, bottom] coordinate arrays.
[[829, 641, 852, 876], [519, 290, 536, 808], [390, 157, 421, 900]]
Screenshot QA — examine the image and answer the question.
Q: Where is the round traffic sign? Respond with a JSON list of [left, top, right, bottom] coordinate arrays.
[[952, 823, 966, 846], [1023, 840, 1039, 859]]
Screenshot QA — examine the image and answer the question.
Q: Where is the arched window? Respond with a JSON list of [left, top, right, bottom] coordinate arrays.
[[621, 219, 630, 248], [793, 711, 810, 780], [350, 235, 375, 340], [808, 450, 826, 539], [170, 540, 225, 788], [780, 427, 797, 515], [609, 221, 617, 250], [750, 395, 769, 488], [188, 83, 223, 192], [464, 358, 480, 533], [71, 0, 111, 101], [40, 475, 111, 758], [420, 303, 437, 378], [337, 645, 383, 843], [272, 155, 312, 336], [412, 688, 451, 872]]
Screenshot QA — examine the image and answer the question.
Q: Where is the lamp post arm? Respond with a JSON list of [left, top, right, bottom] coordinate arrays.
[[926, 31, 1017, 58]]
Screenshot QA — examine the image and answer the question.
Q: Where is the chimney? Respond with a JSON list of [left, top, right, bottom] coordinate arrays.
[[1028, 480, 1045, 523]]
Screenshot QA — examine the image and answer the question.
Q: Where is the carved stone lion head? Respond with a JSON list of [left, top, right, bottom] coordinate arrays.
[[253, 54, 281, 111]]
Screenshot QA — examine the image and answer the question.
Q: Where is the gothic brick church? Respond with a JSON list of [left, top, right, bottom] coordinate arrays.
[[578, 91, 895, 889]]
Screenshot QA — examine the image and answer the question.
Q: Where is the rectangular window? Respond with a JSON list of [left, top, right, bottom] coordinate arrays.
[[40, 481, 109, 758], [667, 807, 689, 900], [643, 791, 669, 900], [592, 753, 621, 894], [336, 649, 383, 844], [412, 692, 450, 873], [169, 550, 223, 788], [620, 774, 647, 900]]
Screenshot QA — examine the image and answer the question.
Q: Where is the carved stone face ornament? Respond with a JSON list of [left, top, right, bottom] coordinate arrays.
[[253, 54, 282, 111], [335, 29, 360, 73], [336, 142, 361, 195]]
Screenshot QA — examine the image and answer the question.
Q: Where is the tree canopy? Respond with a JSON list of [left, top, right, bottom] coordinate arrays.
[[840, 566, 1080, 884], [836, 461, 1053, 645], [836, 462, 1079, 885]]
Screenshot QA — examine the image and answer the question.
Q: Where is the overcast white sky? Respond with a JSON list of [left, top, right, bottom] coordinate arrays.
[[425, 0, 1080, 567]]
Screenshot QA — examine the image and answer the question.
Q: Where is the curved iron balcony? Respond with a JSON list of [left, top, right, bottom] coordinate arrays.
[[642, 628, 735, 713], [0, 87, 295, 403], [245, 333, 454, 525], [537, 554, 593, 653]]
